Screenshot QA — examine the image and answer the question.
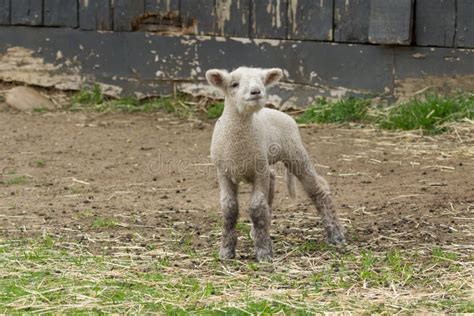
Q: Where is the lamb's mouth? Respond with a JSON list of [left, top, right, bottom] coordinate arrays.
[[246, 96, 263, 101]]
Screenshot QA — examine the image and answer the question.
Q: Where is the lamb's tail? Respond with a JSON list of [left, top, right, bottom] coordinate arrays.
[[286, 168, 296, 199]]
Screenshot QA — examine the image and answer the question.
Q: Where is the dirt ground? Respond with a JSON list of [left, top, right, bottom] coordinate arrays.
[[0, 100, 474, 313], [0, 103, 473, 312]]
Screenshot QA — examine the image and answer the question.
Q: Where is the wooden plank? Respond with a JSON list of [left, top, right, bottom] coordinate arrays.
[[0, 0, 10, 25], [368, 0, 414, 45], [180, 0, 215, 35], [415, 0, 455, 47], [44, 0, 78, 27], [11, 0, 43, 26], [334, 0, 370, 43], [215, 0, 250, 37], [455, 0, 474, 48], [287, 0, 333, 40], [114, 0, 145, 31], [79, 0, 112, 30], [146, 0, 180, 13], [251, 0, 287, 39]]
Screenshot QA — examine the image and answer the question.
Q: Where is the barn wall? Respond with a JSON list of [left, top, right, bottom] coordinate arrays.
[[0, 0, 473, 108]]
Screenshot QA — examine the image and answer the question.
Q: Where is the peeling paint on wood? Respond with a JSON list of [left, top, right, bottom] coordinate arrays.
[[79, 0, 112, 30], [181, 0, 215, 35], [11, 0, 43, 26], [216, 0, 250, 37], [455, 0, 474, 48], [133, 11, 189, 35], [415, 0, 455, 47], [0, 27, 473, 107], [334, 0, 370, 43], [287, 0, 333, 41], [44, 0, 78, 27], [368, 0, 414, 45], [0, 47, 83, 90], [251, 0, 288, 39], [146, 0, 180, 13], [0, 0, 9, 25]]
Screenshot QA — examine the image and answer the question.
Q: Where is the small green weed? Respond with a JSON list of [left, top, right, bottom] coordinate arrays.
[[207, 102, 224, 119], [236, 222, 251, 237], [33, 107, 48, 113], [35, 160, 45, 167], [72, 84, 104, 107], [92, 217, 118, 229], [432, 247, 459, 262], [3, 175, 28, 186]]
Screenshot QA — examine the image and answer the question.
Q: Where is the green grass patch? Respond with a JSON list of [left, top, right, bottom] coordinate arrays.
[[2, 175, 28, 186], [72, 84, 104, 106], [72, 86, 472, 135], [296, 97, 371, 124], [432, 247, 459, 262], [297, 94, 473, 134], [35, 160, 45, 168], [380, 94, 473, 133], [70, 85, 196, 118], [91, 217, 118, 229], [0, 237, 472, 314], [32, 107, 49, 113], [207, 102, 224, 119]]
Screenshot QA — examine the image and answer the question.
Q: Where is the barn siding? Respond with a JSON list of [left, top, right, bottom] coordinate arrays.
[[11, 0, 43, 26], [334, 0, 370, 43], [415, 0, 455, 47], [0, 0, 10, 25], [0, 0, 473, 105], [368, 0, 414, 45], [44, 0, 78, 27], [455, 0, 474, 48], [251, 0, 288, 39]]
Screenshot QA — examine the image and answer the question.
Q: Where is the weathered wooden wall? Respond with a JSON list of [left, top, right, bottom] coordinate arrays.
[[1, 0, 473, 47], [0, 0, 473, 107]]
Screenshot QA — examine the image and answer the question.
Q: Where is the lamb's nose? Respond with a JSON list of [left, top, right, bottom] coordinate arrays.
[[250, 88, 261, 95]]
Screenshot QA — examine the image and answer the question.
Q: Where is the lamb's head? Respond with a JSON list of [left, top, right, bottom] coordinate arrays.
[[206, 67, 283, 114]]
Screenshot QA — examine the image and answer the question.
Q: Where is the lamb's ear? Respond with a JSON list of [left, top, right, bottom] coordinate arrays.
[[264, 68, 283, 86], [206, 69, 228, 89]]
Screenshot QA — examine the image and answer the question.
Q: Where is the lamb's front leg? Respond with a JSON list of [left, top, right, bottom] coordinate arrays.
[[218, 172, 239, 260], [249, 176, 273, 262]]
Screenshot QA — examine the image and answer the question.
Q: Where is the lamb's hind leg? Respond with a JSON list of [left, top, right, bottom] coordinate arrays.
[[217, 171, 239, 259], [289, 157, 345, 244]]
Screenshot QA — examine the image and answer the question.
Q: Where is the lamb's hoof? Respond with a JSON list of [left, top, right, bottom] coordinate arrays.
[[327, 226, 346, 245], [219, 247, 235, 260], [255, 247, 273, 262]]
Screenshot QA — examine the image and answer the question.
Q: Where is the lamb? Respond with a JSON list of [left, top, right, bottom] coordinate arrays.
[[206, 67, 345, 262]]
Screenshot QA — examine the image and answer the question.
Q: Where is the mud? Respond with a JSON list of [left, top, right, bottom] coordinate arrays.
[[0, 106, 473, 257]]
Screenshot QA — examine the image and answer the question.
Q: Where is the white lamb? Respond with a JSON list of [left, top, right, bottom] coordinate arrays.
[[206, 67, 345, 262]]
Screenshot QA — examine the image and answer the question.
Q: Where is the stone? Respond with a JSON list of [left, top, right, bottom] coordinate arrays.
[[5, 86, 55, 112]]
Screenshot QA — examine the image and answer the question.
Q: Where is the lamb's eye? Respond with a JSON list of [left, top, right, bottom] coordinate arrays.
[[231, 82, 239, 88]]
